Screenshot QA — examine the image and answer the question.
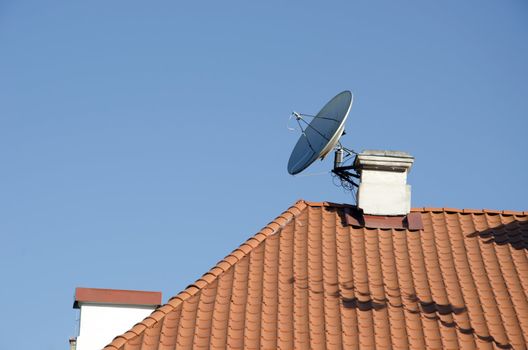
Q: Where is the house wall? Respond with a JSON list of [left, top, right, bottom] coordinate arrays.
[[76, 303, 156, 350]]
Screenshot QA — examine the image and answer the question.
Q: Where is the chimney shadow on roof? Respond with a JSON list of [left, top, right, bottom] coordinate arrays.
[[340, 294, 512, 349], [466, 219, 527, 250]]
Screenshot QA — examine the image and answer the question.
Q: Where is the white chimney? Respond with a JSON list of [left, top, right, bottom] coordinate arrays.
[[72, 287, 161, 350], [354, 150, 414, 216]]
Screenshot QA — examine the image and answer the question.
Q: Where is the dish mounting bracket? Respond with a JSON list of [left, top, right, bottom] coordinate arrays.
[[331, 147, 359, 188]]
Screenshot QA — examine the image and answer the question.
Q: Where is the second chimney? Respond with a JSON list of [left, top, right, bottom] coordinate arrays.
[[354, 150, 414, 216], [73, 287, 162, 350]]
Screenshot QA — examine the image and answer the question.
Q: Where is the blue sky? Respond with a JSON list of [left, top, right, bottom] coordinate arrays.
[[1, 1, 527, 349]]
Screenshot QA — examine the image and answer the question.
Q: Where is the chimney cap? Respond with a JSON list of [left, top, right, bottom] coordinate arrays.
[[73, 287, 162, 308], [355, 149, 414, 172], [360, 149, 413, 158]]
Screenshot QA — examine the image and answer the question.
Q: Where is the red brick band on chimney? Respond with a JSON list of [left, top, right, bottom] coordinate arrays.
[[344, 208, 423, 230], [74, 287, 162, 308]]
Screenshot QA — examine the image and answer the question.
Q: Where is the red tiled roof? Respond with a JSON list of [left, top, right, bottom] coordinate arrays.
[[104, 200, 528, 349]]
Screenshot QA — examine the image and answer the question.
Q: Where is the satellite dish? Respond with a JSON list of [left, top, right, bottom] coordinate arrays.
[[287, 90, 353, 175]]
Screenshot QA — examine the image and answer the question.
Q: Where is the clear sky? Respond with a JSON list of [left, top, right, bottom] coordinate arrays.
[[1, 1, 527, 349]]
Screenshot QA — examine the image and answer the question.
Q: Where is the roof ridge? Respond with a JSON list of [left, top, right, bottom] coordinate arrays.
[[304, 200, 356, 208], [303, 201, 527, 216], [103, 199, 309, 350], [411, 207, 528, 216]]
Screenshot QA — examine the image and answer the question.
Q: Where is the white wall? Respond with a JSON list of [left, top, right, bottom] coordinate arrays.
[[76, 303, 156, 350], [358, 169, 412, 215]]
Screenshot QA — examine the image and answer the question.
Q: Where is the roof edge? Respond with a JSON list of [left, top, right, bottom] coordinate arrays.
[[104, 199, 309, 350]]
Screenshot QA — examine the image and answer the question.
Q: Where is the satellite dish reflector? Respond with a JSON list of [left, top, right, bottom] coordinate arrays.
[[287, 90, 353, 175]]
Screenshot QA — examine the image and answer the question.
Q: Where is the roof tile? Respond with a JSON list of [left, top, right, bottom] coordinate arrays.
[[483, 209, 501, 214], [462, 208, 482, 214], [442, 207, 462, 213], [147, 310, 166, 322], [156, 304, 173, 315], [105, 202, 528, 349]]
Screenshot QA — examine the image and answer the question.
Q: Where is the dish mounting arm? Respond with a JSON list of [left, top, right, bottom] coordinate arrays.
[[331, 147, 360, 188]]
